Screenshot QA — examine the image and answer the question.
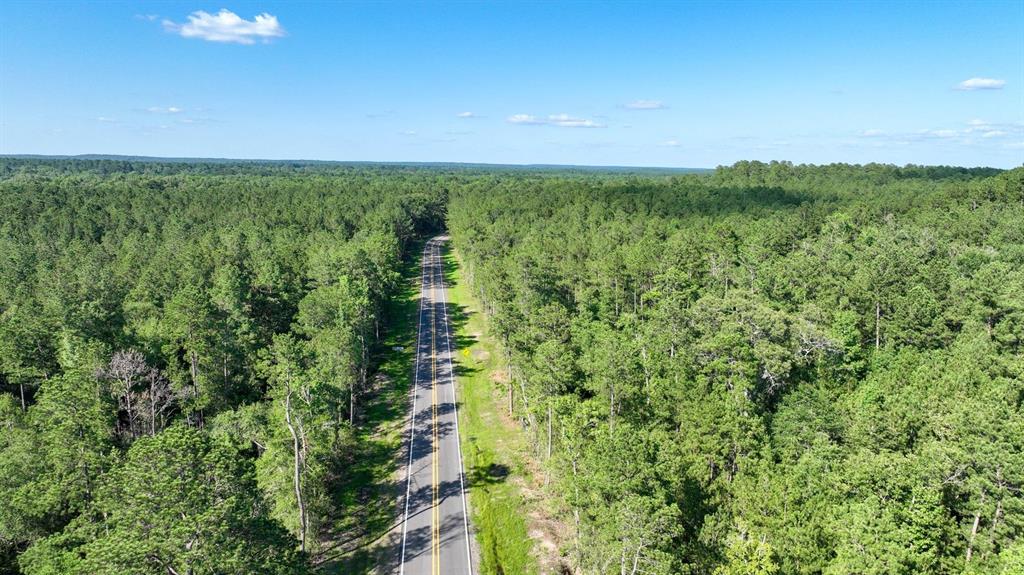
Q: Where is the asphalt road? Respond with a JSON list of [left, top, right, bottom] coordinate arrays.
[[397, 236, 474, 575]]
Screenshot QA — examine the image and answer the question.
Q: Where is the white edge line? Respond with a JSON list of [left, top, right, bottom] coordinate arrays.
[[399, 241, 430, 574], [436, 240, 475, 575]]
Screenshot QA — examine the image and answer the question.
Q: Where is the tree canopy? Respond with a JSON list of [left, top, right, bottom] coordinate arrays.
[[1, 158, 1020, 574], [447, 162, 1024, 574]]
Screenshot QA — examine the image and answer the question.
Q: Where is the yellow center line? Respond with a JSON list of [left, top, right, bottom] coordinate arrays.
[[431, 246, 440, 575]]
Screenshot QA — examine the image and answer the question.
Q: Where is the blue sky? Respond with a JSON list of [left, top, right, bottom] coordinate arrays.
[[2, 1, 1021, 168]]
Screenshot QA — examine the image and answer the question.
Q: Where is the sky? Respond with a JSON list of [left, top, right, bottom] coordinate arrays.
[[1, 1, 1022, 168]]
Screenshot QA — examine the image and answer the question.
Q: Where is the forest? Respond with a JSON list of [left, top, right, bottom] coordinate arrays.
[[447, 161, 1023, 575], [0, 159, 445, 573], [0, 158, 1022, 575]]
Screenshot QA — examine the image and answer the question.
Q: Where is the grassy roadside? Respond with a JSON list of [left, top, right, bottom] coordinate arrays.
[[318, 241, 424, 574], [318, 239, 555, 574], [442, 247, 543, 575]]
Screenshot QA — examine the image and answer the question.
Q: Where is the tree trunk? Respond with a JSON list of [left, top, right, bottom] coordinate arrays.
[[609, 383, 616, 431], [875, 301, 881, 349], [189, 350, 202, 428], [284, 386, 307, 552], [124, 379, 135, 439], [640, 347, 651, 405], [547, 403, 552, 459], [356, 334, 368, 426], [571, 457, 582, 570], [966, 492, 985, 564], [518, 374, 534, 427], [150, 376, 157, 436]]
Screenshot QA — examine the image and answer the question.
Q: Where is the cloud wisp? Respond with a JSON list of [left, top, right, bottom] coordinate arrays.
[[855, 119, 1023, 146], [146, 106, 183, 114], [625, 99, 667, 110], [163, 10, 285, 45], [456, 112, 477, 118], [507, 113, 605, 128], [507, 114, 545, 125], [956, 77, 1006, 91]]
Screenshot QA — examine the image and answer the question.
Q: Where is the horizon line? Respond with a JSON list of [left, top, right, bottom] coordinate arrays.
[[0, 154, 1013, 172]]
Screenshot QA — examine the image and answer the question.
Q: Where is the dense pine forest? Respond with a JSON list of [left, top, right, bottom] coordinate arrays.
[[1, 158, 1022, 575], [448, 162, 1023, 575], [0, 159, 446, 573]]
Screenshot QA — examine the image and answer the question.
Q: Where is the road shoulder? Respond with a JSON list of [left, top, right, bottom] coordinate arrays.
[[443, 247, 566, 575]]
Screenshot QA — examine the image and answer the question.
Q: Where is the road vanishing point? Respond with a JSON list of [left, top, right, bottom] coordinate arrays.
[[398, 236, 474, 575]]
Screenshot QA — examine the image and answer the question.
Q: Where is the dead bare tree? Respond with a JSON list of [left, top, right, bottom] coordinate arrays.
[[97, 349, 176, 440]]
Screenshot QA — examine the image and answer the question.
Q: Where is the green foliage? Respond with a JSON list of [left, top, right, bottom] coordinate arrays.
[[18, 425, 307, 575], [0, 353, 117, 554], [447, 164, 1024, 574], [0, 159, 446, 570], [2, 158, 1021, 573], [715, 535, 778, 575]]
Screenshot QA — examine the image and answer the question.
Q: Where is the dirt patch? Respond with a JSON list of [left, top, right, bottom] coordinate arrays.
[[490, 369, 510, 384], [520, 458, 572, 575], [471, 349, 491, 362]]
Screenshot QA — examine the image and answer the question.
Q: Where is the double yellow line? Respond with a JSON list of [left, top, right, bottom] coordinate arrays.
[[430, 244, 441, 575]]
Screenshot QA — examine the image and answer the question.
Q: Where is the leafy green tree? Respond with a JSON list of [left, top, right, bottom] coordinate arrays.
[[162, 283, 219, 426], [19, 425, 306, 575], [0, 337, 116, 560], [715, 535, 778, 575], [257, 334, 340, 552]]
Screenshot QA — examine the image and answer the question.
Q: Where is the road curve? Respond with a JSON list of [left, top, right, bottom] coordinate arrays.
[[397, 236, 474, 575]]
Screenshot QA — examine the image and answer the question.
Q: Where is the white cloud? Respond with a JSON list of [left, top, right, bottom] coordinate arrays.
[[625, 99, 666, 110], [660, 139, 681, 147], [507, 113, 605, 128], [548, 113, 604, 128], [852, 119, 1022, 147], [177, 117, 215, 126], [163, 10, 285, 45], [456, 111, 476, 118], [508, 114, 545, 125], [919, 129, 958, 139], [956, 77, 1006, 91], [964, 119, 1024, 136], [96, 116, 117, 123], [146, 106, 183, 114], [400, 130, 417, 136], [135, 14, 159, 22]]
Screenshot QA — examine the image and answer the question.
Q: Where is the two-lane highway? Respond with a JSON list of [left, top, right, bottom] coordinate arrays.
[[398, 236, 473, 575]]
